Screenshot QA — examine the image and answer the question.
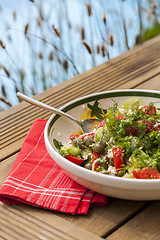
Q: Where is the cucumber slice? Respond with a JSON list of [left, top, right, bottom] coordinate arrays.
[[120, 97, 144, 112]]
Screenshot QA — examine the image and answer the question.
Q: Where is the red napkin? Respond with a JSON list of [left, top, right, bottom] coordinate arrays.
[[0, 119, 109, 215]]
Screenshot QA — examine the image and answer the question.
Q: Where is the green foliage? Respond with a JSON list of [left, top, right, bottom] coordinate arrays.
[[141, 24, 160, 43], [87, 100, 107, 120]]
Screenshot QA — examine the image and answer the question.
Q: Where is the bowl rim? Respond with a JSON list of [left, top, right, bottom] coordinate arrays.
[[44, 89, 160, 189]]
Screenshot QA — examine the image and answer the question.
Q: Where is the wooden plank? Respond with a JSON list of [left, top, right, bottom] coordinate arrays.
[[0, 44, 160, 160], [56, 199, 150, 237], [0, 153, 150, 237], [0, 154, 18, 186], [1, 211, 39, 240], [0, 203, 103, 240], [114, 66, 160, 90], [136, 75, 160, 90], [107, 201, 160, 240], [0, 225, 16, 240]]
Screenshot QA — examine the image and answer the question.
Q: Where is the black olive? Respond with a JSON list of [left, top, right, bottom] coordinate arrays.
[[72, 138, 83, 148], [93, 141, 105, 153], [83, 135, 94, 147]]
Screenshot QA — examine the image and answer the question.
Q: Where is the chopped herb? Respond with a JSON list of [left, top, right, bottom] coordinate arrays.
[[87, 100, 107, 120], [53, 139, 63, 149]]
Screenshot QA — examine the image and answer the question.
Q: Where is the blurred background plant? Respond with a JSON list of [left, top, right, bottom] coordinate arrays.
[[0, 0, 160, 111]]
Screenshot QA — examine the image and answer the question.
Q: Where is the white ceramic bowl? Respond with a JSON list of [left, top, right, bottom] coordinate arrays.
[[44, 89, 160, 201]]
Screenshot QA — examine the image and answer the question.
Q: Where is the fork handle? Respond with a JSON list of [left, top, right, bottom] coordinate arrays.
[[17, 92, 80, 125]]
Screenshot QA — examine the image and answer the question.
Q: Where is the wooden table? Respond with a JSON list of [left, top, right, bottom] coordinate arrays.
[[1, 36, 160, 240]]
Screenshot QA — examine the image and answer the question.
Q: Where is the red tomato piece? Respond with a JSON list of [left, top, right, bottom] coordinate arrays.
[[139, 105, 156, 115], [126, 120, 154, 136], [154, 123, 160, 132], [67, 155, 84, 165], [92, 152, 100, 171], [69, 134, 80, 141], [132, 167, 160, 179], [137, 120, 154, 133], [125, 126, 139, 136], [116, 115, 127, 120], [94, 120, 105, 130], [112, 146, 123, 172]]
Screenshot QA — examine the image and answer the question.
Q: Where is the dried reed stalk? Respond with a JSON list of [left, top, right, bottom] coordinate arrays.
[[62, 60, 68, 72], [101, 44, 109, 59], [96, 45, 100, 54], [152, 2, 158, 14], [81, 27, 85, 40], [101, 44, 107, 57], [48, 52, 54, 61], [82, 41, 92, 54], [36, 18, 41, 27], [0, 39, 5, 49], [2, 85, 6, 97], [13, 10, 16, 21], [86, 3, 92, 16], [102, 11, 106, 25], [31, 88, 36, 95], [19, 69, 25, 94], [0, 97, 12, 107], [123, 20, 129, 50], [15, 86, 20, 93], [42, 37, 47, 43], [138, 0, 142, 43], [135, 34, 141, 45], [1, 65, 10, 77], [24, 23, 29, 35], [52, 25, 61, 38], [109, 35, 114, 46], [38, 52, 43, 59]]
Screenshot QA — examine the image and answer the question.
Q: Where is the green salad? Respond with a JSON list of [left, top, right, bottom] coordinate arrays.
[[55, 98, 160, 179]]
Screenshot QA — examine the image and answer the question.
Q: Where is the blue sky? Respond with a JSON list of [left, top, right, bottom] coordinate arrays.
[[0, 0, 159, 110]]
